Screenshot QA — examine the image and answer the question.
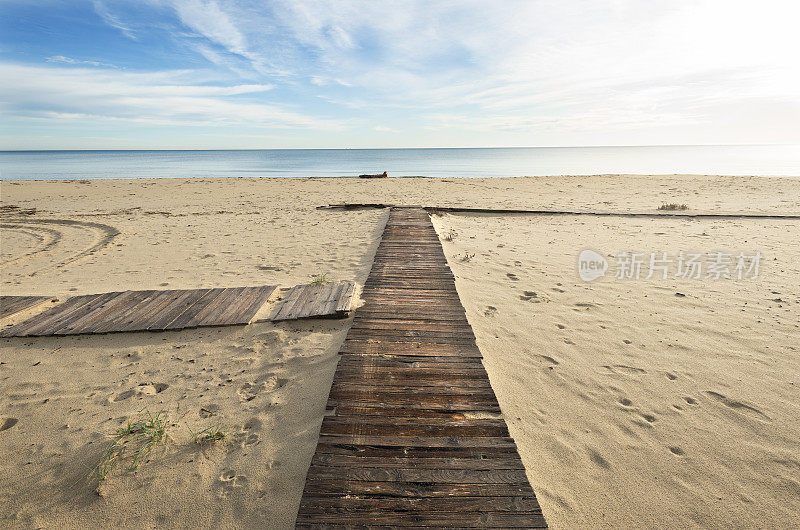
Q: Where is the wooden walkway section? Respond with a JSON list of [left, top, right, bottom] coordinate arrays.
[[273, 282, 355, 321], [296, 208, 547, 528], [0, 286, 276, 337], [0, 295, 52, 320]]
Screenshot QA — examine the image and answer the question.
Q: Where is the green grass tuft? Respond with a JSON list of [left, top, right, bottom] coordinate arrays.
[[92, 411, 167, 480], [311, 273, 330, 284], [191, 425, 227, 445]]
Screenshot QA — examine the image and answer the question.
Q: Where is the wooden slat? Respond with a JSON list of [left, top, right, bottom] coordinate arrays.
[[0, 296, 51, 320], [53, 290, 143, 335], [296, 207, 546, 528], [213, 285, 276, 326], [0, 293, 115, 337], [90, 290, 162, 333], [272, 281, 354, 321]]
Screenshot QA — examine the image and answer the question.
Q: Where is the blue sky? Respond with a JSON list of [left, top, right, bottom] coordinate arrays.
[[1, 0, 798, 149]]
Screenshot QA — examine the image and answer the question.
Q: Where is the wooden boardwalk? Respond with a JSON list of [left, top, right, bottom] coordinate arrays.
[[0, 286, 276, 337], [296, 208, 547, 528]]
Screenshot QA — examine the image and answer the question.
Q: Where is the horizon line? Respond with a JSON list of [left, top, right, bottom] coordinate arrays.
[[2, 143, 796, 152]]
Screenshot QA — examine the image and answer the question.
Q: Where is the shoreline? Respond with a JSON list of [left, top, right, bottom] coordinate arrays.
[[3, 172, 800, 183]]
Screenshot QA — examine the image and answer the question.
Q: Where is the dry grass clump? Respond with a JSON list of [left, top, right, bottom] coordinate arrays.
[[658, 202, 689, 211], [91, 411, 167, 480], [191, 425, 226, 445], [311, 273, 330, 284]]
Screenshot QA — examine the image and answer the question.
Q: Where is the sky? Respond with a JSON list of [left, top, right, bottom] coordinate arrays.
[[1, 0, 799, 149]]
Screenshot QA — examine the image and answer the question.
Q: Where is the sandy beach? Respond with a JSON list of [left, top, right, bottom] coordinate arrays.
[[2, 175, 799, 528]]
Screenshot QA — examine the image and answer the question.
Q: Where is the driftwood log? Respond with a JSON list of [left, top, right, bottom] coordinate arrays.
[[358, 171, 388, 178]]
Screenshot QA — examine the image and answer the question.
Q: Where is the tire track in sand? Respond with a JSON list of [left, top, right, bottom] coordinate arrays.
[[0, 218, 120, 276]]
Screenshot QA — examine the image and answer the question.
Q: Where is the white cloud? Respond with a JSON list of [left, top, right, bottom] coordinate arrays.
[[0, 62, 338, 130], [93, 0, 138, 39], [171, 0, 247, 56], [18, 0, 800, 145], [46, 55, 119, 68]]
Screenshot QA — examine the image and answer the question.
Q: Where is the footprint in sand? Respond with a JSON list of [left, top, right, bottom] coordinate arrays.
[[0, 418, 19, 432], [112, 389, 136, 402], [587, 448, 611, 469], [199, 404, 220, 418], [237, 375, 285, 402], [537, 355, 559, 365], [519, 291, 540, 302], [669, 446, 685, 456], [483, 306, 497, 317], [254, 330, 285, 348], [604, 364, 647, 375], [234, 418, 262, 447], [640, 413, 657, 423], [506, 273, 519, 281], [217, 469, 248, 496], [684, 396, 698, 405], [138, 382, 169, 395], [705, 391, 770, 421]]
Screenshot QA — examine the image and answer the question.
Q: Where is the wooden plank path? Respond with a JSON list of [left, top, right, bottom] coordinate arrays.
[[273, 282, 355, 321], [0, 295, 53, 320], [296, 208, 547, 528], [0, 286, 276, 337]]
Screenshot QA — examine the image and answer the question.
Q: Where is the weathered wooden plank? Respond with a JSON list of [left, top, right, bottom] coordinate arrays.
[[302, 478, 534, 497], [310, 454, 526, 470], [328, 384, 497, 398], [1, 293, 114, 337], [314, 442, 518, 459], [274, 284, 309, 320], [272, 282, 354, 321], [305, 466, 530, 484], [334, 281, 355, 313], [295, 510, 547, 528], [0, 296, 52, 320], [298, 495, 539, 514], [320, 417, 509, 438], [326, 404, 502, 418], [90, 290, 162, 333], [179, 287, 239, 328], [147, 288, 213, 330], [339, 339, 482, 356], [162, 288, 226, 330], [53, 290, 143, 335]]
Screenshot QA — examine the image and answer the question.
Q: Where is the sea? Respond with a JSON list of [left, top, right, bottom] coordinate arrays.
[[1, 145, 799, 180]]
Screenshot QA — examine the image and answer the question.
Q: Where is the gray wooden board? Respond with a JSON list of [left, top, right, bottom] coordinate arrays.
[[0, 285, 276, 336], [0, 296, 52, 320], [272, 281, 355, 321]]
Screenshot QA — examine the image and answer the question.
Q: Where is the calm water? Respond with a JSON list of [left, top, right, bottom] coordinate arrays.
[[1, 145, 799, 180]]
